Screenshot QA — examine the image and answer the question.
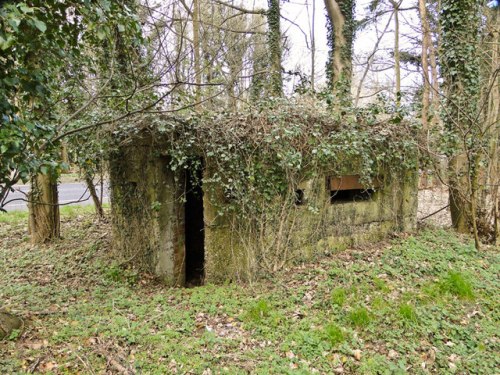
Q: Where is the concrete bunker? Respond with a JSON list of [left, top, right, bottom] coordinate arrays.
[[109, 103, 419, 287], [109, 133, 417, 286]]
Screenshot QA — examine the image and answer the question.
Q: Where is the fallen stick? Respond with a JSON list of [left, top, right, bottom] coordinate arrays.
[[97, 348, 135, 375], [418, 204, 450, 221]]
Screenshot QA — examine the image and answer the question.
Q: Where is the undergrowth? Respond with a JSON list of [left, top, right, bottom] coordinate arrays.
[[0, 213, 498, 374]]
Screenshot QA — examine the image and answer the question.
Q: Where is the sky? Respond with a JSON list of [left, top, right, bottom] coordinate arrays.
[[253, 0, 422, 98]]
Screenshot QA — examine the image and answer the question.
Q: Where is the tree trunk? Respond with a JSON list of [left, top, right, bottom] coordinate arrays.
[[440, 0, 482, 239], [482, 9, 500, 241], [391, 0, 401, 107], [28, 173, 60, 244], [418, 0, 431, 188], [324, 0, 355, 101], [448, 155, 469, 232], [0, 311, 22, 340], [193, 0, 202, 105], [419, 0, 430, 130], [267, 0, 283, 97], [310, 0, 316, 91], [84, 174, 104, 218]]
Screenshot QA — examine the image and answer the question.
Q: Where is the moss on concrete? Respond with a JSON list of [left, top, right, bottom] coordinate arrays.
[[110, 135, 418, 285]]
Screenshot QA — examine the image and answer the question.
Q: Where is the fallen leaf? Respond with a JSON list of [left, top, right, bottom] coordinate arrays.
[[353, 349, 362, 361]]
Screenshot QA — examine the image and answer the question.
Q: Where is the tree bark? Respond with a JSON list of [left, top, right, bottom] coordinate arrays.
[[324, 0, 354, 99], [419, 0, 430, 130], [84, 174, 104, 218], [482, 9, 500, 242], [193, 0, 202, 105], [391, 0, 401, 107], [267, 0, 283, 97], [448, 154, 470, 233], [28, 173, 60, 244], [440, 0, 482, 238], [310, 0, 316, 91]]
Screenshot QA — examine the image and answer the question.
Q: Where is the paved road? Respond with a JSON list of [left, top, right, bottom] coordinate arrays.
[[3, 182, 109, 211]]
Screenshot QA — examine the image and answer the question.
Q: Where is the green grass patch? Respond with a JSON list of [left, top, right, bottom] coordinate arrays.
[[0, 203, 109, 224], [439, 270, 475, 300], [331, 287, 347, 306], [372, 276, 390, 292], [348, 307, 371, 328], [0, 220, 497, 374], [244, 298, 272, 322], [398, 303, 418, 324], [323, 323, 346, 346]]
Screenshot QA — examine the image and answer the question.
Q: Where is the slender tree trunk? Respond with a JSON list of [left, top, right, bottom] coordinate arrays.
[[84, 173, 104, 218], [193, 0, 202, 105], [310, 0, 316, 91], [429, 34, 440, 127], [483, 9, 500, 243], [61, 143, 70, 165], [391, 0, 401, 107], [28, 173, 60, 244], [419, 0, 430, 130], [267, 0, 283, 96], [250, 14, 267, 100], [419, 0, 431, 188]]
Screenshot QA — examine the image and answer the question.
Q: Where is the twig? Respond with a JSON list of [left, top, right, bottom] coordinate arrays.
[[28, 357, 43, 373], [419, 204, 450, 221], [74, 351, 96, 375], [97, 347, 135, 375]]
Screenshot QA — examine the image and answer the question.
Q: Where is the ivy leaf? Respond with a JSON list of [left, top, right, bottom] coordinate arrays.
[[40, 165, 49, 175], [19, 4, 34, 13], [33, 19, 47, 33], [97, 29, 106, 40], [0, 35, 15, 50], [8, 18, 21, 31]]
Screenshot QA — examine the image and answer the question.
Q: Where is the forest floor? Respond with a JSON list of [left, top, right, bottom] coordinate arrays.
[[0, 208, 498, 374]]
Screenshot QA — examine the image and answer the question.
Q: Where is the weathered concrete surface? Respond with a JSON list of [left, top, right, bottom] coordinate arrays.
[[110, 136, 185, 286], [110, 135, 418, 285], [203, 172, 418, 283]]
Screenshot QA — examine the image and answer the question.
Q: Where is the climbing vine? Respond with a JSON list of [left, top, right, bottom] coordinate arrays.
[[439, 0, 485, 240], [110, 96, 418, 277], [114, 97, 417, 217], [267, 0, 283, 97]]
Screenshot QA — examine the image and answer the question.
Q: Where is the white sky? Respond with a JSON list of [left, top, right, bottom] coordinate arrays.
[[253, 0, 422, 97]]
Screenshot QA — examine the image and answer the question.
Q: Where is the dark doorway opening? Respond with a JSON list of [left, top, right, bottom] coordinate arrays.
[[185, 163, 205, 286]]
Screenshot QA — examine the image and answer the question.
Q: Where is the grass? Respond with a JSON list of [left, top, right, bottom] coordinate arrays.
[[0, 213, 498, 374], [0, 203, 109, 224], [439, 270, 475, 300], [348, 307, 371, 328], [331, 287, 347, 306], [398, 303, 418, 324], [244, 299, 272, 322], [323, 323, 346, 346]]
